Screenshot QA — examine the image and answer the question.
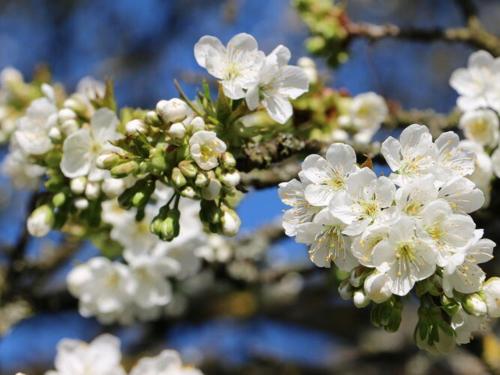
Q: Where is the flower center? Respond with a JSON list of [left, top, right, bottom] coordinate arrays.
[[360, 200, 379, 218], [200, 143, 218, 162], [469, 119, 488, 138], [404, 201, 423, 216], [225, 62, 241, 80]]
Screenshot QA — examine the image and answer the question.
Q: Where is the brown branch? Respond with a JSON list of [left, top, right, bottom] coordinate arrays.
[[345, 19, 500, 57]]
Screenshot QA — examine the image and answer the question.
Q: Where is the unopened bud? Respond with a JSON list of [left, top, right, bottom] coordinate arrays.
[[221, 208, 240, 236], [58, 108, 77, 122], [195, 173, 209, 187], [349, 267, 366, 288], [168, 122, 186, 138], [202, 179, 221, 200], [222, 171, 241, 187], [111, 161, 139, 177], [48, 126, 62, 141], [70, 176, 87, 194], [102, 178, 126, 198], [464, 294, 487, 317], [60, 119, 79, 135], [171, 167, 187, 188], [96, 153, 121, 169], [189, 116, 205, 132], [74, 198, 89, 210], [181, 186, 197, 198], [353, 290, 370, 308], [178, 160, 197, 178], [27, 205, 54, 237], [125, 119, 147, 134], [52, 192, 66, 207], [221, 152, 236, 168], [338, 279, 353, 300], [85, 181, 100, 200], [156, 98, 190, 123], [145, 110, 161, 126], [64, 97, 88, 116]]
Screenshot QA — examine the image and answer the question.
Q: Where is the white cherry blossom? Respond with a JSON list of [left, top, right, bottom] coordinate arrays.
[[372, 216, 437, 296], [14, 85, 58, 156], [450, 50, 500, 111], [301, 143, 357, 207], [278, 177, 319, 236], [483, 277, 500, 318], [130, 350, 203, 375], [67, 257, 136, 324], [194, 33, 265, 99], [295, 209, 357, 270], [245, 45, 309, 124], [459, 109, 499, 147], [45, 334, 126, 375], [437, 176, 485, 214], [189, 130, 226, 170], [418, 199, 475, 267], [330, 168, 396, 236], [381, 124, 437, 186], [61, 108, 120, 181], [443, 229, 494, 295]]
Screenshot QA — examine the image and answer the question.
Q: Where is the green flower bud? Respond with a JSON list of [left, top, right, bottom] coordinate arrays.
[[178, 160, 198, 178], [195, 173, 209, 187], [221, 152, 236, 169], [158, 209, 180, 241], [200, 200, 220, 224], [201, 179, 221, 200], [52, 192, 66, 207], [180, 186, 197, 199], [27, 205, 54, 237], [111, 161, 139, 178], [338, 279, 353, 300], [171, 167, 187, 188], [221, 207, 240, 236], [463, 293, 487, 317], [145, 110, 162, 126], [97, 153, 123, 170]]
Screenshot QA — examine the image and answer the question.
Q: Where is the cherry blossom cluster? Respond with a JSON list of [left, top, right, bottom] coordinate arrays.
[[279, 123, 500, 352], [45, 334, 202, 375], [450, 50, 500, 203]]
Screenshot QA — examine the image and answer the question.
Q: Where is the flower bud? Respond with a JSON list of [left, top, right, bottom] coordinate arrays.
[[202, 179, 221, 200], [464, 293, 488, 317], [111, 161, 139, 178], [168, 122, 186, 138], [27, 205, 54, 237], [171, 167, 187, 188], [0, 67, 22, 86], [63, 97, 88, 116], [178, 160, 198, 178], [353, 290, 370, 308], [195, 173, 209, 187], [181, 186, 197, 199], [74, 198, 89, 210], [125, 119, 147, 134], [96, 152, 121, 169], [298, 56, 318, 84], [85, 181, 100, 200], [483, 277, 500, 318], [222, 171, 241, 187], [48, 126, 62, 141], [221, 208, 240, 236], [189, 116, 205, 132], [52, 192, 66, 207], [364, 271, 392, 304], [221, 152, 236, 169], [338, 279, 353, 300], [349, 267, 365, 288], [145, 110, 161, 126], [102, 178, 126, 198], [58, 108, 77, 122], [156, 98, 190, 123], [70, 176, 87, 194], [60, 119, 79, 135], [151, 209, 180, 241]]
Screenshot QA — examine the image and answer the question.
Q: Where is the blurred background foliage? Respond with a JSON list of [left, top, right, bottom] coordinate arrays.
[[1, 0, 500, 374]]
